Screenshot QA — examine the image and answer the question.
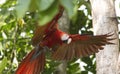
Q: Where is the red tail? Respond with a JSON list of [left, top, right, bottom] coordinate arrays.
[[16, 47, 45, 74]]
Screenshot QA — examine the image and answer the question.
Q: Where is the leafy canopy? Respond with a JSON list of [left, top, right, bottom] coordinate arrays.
[[15, 0, 76, 25]]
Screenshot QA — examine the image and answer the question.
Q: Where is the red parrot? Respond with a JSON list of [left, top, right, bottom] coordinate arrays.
[[15, 6, 64, 74], [16, 5, 115, 74], [39, 23, 115, 60]]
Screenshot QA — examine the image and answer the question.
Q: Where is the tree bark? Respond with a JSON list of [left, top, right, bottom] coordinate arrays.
[[54, 10, 70, 74], [117, 53, 120, 74], [90, 0, 119, 74]]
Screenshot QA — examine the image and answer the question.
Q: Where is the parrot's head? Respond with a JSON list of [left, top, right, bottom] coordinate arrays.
[[61, 34, 72, 44]]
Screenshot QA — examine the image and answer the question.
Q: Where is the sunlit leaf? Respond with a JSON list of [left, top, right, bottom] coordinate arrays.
[[18, 19, 25, 28], [0, 57, 7, 73], [15, 0, 31, 18]]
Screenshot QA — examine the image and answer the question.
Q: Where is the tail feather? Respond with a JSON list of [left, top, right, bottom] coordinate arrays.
[[16, 48, 45, 74]]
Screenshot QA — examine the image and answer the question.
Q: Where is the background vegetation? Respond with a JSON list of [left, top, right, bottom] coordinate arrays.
[[0, 0, 118, 74]]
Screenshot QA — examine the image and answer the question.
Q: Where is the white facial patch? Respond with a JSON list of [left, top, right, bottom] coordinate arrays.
[[67, 38, 72, 44], [61, 34, 69, 41]]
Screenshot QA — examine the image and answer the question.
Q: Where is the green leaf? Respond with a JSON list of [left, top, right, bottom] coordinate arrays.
[[29, 0, 38, 11], [60, 0, 74, 19], [0, 57, 7, 73], [81, 57, 92, 66], [38, 1, 59, 25], [81, 71, 88, 74], [38, 0, 55, 11], [15, 0, 31, 18]]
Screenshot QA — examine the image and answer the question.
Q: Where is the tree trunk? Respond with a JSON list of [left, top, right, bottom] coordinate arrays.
[[54, 10, 70, 74], [90, 0, 119, 74], [117, 53, 120, 74]]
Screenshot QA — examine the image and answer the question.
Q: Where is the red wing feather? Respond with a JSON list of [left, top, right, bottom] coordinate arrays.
[[52, 33, 115, 60], [15, 48, 45, 74]]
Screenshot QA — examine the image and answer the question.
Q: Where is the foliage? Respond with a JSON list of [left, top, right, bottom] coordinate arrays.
[[15, 0, 76, 25], [0, 0, 96, 74]]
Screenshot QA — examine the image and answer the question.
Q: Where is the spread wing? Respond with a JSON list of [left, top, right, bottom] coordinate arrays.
[[52, 33, 115, 60], [31, 25, 48, 46]]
